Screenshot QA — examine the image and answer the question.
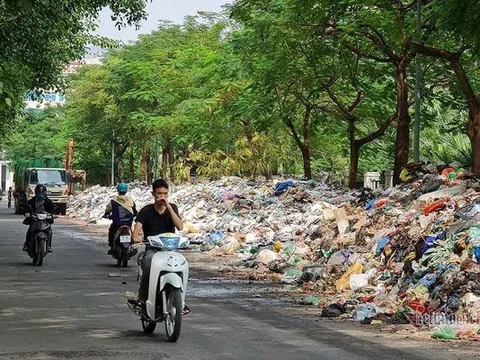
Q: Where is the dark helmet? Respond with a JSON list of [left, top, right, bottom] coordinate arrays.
[[35, 184, 47, 200]]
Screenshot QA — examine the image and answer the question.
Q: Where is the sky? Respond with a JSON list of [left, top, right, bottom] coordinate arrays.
[[95, 0, 230, 42]]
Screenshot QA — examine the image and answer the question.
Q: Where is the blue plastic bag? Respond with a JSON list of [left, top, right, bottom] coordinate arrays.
[[209, 230, 225, 245], [422, 232, 446, 255], [475, 246, 480, 263], [376, 236, 391, 256], [274, 180, 295, 196], [366, 199, 376, 210], [418, 273, 437, 288]]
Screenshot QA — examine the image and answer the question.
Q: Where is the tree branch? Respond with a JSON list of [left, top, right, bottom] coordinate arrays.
[[344, 42, 391, 63], [357, 114, 396, 146], [411, 41, 479, 109], [348, 91, 363, 113], [359, 24, 397, 60], [326, 86, 348, 116], [283, 116, 304, 149]]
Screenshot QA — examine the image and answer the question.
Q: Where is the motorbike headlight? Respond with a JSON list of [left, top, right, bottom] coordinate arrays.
[[160, 237, 180, 251]]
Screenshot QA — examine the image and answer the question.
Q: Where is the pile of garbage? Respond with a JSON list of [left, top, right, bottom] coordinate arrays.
[[68, 163, 480, 338], [68, 182, 153, 223]]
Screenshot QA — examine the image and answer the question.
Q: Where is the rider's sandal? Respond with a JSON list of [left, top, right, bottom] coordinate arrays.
[[133, 301, 145, 314], [182, 305, 191, 316]]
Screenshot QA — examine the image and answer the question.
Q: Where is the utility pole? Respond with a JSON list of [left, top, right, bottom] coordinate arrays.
[[154, 138, 158, 179], [111, 129, 115, 186], [413, 0, 422, 161]]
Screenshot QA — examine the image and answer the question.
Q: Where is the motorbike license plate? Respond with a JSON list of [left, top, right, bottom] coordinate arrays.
[[120, 235, 131, 243]]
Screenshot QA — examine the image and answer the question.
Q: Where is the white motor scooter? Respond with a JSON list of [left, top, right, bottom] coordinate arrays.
[[127, 233, 189, 342]]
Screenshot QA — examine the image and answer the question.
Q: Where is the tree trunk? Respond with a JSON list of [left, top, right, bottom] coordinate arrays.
[[161, 148, 168, 179], [302, 107, 312, 180], [283, 105, 313, 180], [118, 158, 125, 182], [129, 140, 134, 182], [348, 118, 359, 189], [467, 109, 480, 174], [146, 148, 153, 185], [168, 145, 175, 183], [300, 145, 312, 179], [393, 59, 411, 185], [139, 147, 147, 183]]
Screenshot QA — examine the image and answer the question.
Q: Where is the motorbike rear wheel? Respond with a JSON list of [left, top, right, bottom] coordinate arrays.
[[165, 287, 182, 342], [121, 247, 129, 267]]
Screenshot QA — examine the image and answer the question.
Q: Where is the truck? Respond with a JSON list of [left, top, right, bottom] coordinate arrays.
[[14, 158, 69, 215]]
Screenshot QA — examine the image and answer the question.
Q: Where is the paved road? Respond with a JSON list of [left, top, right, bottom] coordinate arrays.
[[0, 204, 476, 359]]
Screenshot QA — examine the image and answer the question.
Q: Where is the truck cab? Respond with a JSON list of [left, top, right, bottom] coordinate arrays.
[[15, 167, 68, 215]]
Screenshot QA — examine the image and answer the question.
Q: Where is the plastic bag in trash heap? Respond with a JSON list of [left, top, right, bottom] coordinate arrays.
[[257, 249, 279, 265], [376, 236, 391, 256], [432, 326, 457, 340], [458, 203, 480, 220], [353, 304, 380, 322], [327, 250, 350, 268], [419, 174, 443, 195], [218, 238, 240, 255], [274, 180, 295, 196], [209, 230, 225, 245], [335, 262, 363, 292], [349, 273, 370, 291], [281, 268, 304, 283]]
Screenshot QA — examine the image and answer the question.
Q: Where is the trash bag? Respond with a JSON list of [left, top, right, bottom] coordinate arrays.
[[218, 238, 240, 255], [335, 262, 363, 292], [321, 303, 346, 318], [274, 180, 295, 196], [281, 268, 304, 283], [358, 187, 375, 205], [376, 236, 391, 256], [209, 230, 225, 245], [350, 274, 370, 291], [419, 174, 442, 194], [400, 168, 413, 182], [418, 273, 437, 288], [455, 203, 480, 220], [301, 266, 323, 282], [422, 232, 446, 254], [432, 326, 457, 340], [353, 304, 379, 322], [257, 249, 279, 265]]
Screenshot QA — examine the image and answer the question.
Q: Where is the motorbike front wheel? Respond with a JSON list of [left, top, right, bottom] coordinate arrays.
[[164, 287, 182, 342], [35, 238, 46, 266]]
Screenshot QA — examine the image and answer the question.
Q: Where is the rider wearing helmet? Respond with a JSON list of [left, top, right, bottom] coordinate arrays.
[[104, 183, 138, 255], [22, 184, 55, 252]]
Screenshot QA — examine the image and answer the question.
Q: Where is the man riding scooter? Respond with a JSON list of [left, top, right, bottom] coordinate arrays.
[[104, 183, 138, 256], [131, 179, 190, 315], [22, 184, 55, 252]]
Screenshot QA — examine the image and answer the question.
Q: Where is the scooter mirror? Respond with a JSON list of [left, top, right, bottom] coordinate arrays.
[[179, 239, 190, 249]]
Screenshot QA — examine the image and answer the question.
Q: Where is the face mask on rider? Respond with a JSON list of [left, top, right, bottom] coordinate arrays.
[[37, 192, 46, 200]]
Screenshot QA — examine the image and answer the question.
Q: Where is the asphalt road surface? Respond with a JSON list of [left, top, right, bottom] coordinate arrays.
[[0, 204, 477, 360]]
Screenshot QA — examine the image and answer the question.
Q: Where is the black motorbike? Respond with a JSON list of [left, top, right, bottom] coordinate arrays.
[[114, 225, 136, 267], [26, 212, 53, 266], [107, 215, 136, 267]]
